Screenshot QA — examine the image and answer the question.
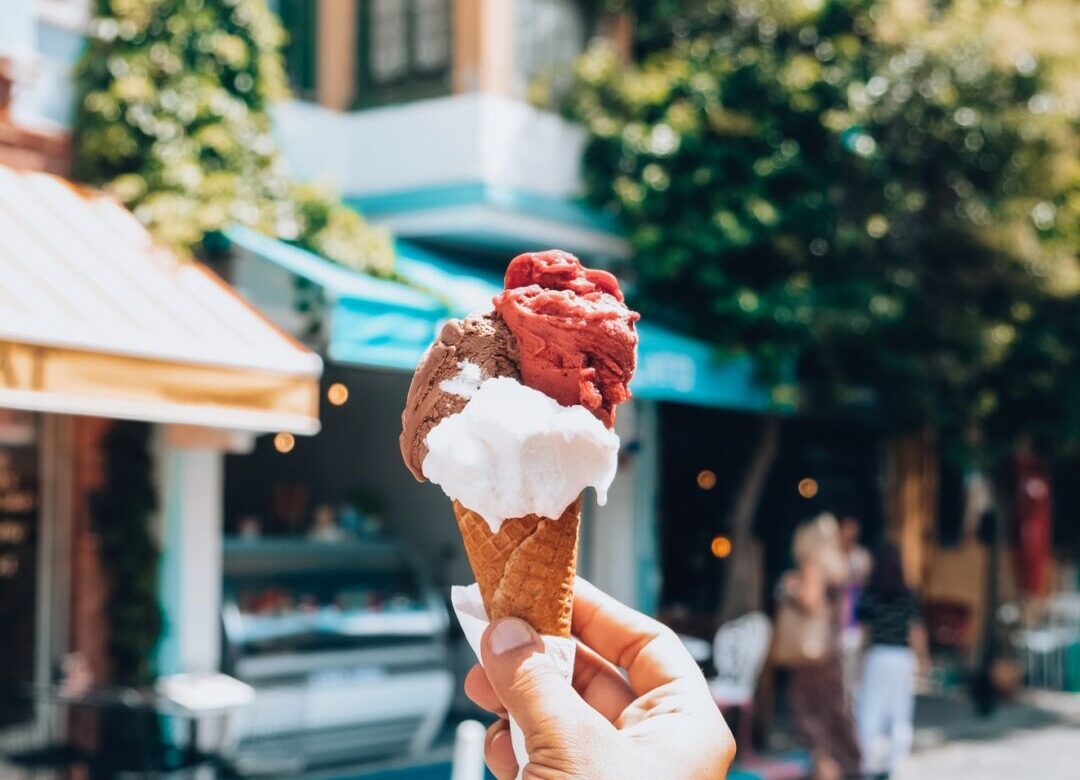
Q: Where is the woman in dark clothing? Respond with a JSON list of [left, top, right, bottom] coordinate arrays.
[[855, 544, 930, 779], [781, 515, 862, 780]]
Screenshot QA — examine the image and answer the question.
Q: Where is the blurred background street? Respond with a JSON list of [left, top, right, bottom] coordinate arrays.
[[0, 0, 1077, 779], [898, 691, 1080, 780]]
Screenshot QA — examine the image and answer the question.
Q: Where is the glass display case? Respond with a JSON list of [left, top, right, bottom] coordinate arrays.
[[221, 538, 452, 774]]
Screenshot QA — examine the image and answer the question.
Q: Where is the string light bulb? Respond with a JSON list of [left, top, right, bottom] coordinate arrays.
[[697, 469, 717, 490], [798, 477, 819, 498], [711, 535, 733, 558], [327, 382, 349, 406], [273, 432, 295, 453]]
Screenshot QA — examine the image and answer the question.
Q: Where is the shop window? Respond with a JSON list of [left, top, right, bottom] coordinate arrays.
[[270, 0, 319, 99], [514, 0, 590, 102], [0, 412, 39, 731], [355, 0, 452, 108]]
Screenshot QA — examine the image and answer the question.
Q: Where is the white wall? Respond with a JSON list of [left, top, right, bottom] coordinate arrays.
[[0, 0, 36, 63], [5, 9, 590, 196], [272, 93, 587, 199]]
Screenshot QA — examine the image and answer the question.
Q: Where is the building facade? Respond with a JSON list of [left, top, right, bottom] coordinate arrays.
[[0, 2, 322, 761]]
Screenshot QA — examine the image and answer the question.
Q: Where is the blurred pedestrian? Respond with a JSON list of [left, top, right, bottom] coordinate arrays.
[[776, 514, 862, 780], [839, 515, 872, 700], [855, 543, 929, 780]]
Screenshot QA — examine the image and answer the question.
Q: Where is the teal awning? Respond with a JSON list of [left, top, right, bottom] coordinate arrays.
[[633, 323, 774, 410], [227, 228, 779, 411], [346, 181, 631, 261], [394, 241, 499, 316], [391, 245, 778, 412], [328, 295, 443, 371], [226, 226, 445, 371]]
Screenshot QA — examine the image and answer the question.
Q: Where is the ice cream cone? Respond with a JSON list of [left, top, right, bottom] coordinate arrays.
[[453, 497, 581, 638]]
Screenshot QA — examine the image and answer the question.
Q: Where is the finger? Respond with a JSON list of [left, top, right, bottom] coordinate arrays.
[[480, 617, 606, 740], [484, 719, 518, 780], [572, 578, 703, 696], [572, 642, 635, 722], [472, 650, 631, 723], [464, 664, 506, 716]]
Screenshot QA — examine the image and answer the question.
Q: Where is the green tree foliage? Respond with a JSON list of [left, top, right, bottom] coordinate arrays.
[[92, 422, 161, 686], [568, 0, 1079, 457], [74, 0, 394, 276]]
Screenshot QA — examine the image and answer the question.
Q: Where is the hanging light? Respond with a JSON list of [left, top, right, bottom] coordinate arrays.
[[711, 535, 733, 558], [273, 432, 295, 453], [697, 469, 717, 490], [798, 477, 818, 498], [327, 382, 349, 406]]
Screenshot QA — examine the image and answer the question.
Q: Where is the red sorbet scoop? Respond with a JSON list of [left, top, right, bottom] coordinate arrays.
[[493, 250, 639, 428]]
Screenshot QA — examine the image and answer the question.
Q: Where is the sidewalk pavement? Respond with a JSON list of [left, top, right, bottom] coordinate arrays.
[[895, 690, 1080, 780]]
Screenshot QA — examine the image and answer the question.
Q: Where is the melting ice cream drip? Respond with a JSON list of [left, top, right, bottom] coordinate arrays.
[[422, 376, 619, 530]]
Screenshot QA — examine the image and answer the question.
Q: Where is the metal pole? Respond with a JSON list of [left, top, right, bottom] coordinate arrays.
[[451, 719, 487, 780]]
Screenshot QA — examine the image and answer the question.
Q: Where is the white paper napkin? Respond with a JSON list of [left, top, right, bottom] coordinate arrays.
[[451, 583, 577, 780]]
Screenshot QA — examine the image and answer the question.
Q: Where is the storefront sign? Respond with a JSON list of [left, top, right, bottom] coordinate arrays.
[[0, 420, 38, 728], [0, 340, 319, 433], [0, 342, 45, 391]]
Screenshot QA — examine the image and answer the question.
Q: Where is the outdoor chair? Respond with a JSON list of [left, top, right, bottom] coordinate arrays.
[[1048, 593, 1080, 639], [708, 612, 772, 753], [1009, 593, 1080, 691], [1048, 594, 1080, 692], [708, 613, 808, 779], [1017, 626, 1067, 689]]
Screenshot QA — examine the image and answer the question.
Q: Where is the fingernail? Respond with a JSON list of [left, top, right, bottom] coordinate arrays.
[[489, 618, 536, 656], [490, 723, 509, 747]]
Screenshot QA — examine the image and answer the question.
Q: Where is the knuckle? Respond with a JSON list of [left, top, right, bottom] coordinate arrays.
[[527, 731, 601, 778], [506, 656, 561, 703], [695, 718, 737, 777], [508, 666, 550, 702]]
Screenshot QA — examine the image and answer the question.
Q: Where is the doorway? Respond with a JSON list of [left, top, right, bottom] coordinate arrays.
[[0, 412, 70, 749]]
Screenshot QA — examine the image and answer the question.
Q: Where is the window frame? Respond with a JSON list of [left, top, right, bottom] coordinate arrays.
[[274, 0, 319, 100], [354, 0, 452, 109], [513, 0, 596, 101]]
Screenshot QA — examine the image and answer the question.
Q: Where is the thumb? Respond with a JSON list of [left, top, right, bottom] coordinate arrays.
[[480, 618, 595, 740]]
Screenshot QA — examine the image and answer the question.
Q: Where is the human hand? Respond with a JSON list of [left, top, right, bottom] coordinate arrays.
[[464, 579, 736, 780]]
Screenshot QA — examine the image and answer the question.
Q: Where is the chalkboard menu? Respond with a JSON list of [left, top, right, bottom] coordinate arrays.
[[0, 417, 39, 729]]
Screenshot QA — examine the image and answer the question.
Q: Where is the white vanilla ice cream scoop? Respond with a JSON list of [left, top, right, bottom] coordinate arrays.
[[421, 376, 619, 531]]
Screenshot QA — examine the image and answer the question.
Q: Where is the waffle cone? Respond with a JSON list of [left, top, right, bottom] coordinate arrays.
[[453, 497, 580, 637]]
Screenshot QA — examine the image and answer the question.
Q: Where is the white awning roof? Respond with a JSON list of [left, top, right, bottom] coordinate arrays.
[[0, 165, 322, 433]]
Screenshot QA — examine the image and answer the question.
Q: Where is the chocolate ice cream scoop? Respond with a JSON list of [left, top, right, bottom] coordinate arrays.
[[399, 313, 519, 480]]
